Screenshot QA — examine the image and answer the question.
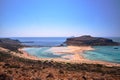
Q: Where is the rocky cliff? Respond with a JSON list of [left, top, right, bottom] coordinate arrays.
[[65, 35, 120, 46]]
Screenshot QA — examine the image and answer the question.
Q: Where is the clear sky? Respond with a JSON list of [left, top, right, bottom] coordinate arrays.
[[1, 0, 120, 37]]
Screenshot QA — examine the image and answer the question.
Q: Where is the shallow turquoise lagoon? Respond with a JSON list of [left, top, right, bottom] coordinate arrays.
[[23, 47, 72, 59], [82, 46, 120, 63], [24, 46, 120, 64]]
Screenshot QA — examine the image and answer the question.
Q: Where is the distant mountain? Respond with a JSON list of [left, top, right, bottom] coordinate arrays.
[[65, 35, 120, 46]]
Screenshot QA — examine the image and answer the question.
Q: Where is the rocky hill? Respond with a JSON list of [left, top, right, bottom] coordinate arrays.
[[65, 35, 120, 46], [0, 38, 23, 52]]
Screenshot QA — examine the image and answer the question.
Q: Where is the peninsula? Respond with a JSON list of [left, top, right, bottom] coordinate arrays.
[[65, 35, 120, 46]]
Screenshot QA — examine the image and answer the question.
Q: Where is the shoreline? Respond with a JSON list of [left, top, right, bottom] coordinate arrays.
[[1, 46, 120, 67], [17, 46, 120, 67], [1, 47, 120, 80]]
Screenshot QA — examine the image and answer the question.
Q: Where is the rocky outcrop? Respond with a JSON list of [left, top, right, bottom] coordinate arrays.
[[65, 35, 120, 46]]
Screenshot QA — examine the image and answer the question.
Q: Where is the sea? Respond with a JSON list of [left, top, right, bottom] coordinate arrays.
[[11, 37, 120, 63], [11, 37, 67, 47]]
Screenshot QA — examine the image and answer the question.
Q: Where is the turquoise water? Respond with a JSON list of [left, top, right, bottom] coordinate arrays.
[[82, 46, 120, 63], [23, 47, 72, 59], [24, 47, 61, 58], [13, 37, 120, 63], [24, 46, 120, 64]]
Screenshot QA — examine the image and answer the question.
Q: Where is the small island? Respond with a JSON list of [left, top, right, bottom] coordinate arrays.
[[65, 35, 120, 46]]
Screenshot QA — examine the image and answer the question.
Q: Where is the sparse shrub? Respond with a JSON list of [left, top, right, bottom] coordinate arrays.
[[7, 70, 12, 74], [59, 69, 64, 74], [4, 63, 10, 67], [32, 77, 41, 80], [0, 73, 13, 80], [82, 76, 87, 80], [9, 65, 20, 68], [46, 73, 54, 78]]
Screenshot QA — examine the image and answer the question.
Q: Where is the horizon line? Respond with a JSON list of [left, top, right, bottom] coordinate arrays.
[[0, 36, 120, 38]]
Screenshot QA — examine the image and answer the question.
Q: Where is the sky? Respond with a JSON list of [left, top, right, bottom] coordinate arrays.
[[0, 0, 120, 37]]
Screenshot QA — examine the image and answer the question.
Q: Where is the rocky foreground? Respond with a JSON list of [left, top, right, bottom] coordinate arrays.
[[65, 35, 120, 46], [0, 38, 120, 80]]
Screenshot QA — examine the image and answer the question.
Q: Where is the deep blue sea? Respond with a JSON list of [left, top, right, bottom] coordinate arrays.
[[11, 37, 67, 47], [11, 37, 120, 63]]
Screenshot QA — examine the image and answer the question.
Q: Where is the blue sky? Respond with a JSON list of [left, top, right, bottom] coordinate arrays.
[[1, 0, 120, 37]]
